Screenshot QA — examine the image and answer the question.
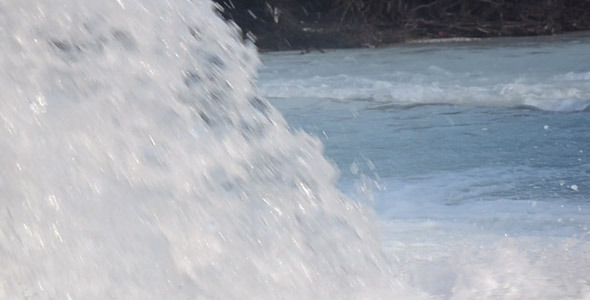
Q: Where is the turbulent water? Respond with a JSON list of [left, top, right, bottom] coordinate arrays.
[[0, 1, 411, 299], [260, 33, 590, 299], [2, 1, 589, 299]]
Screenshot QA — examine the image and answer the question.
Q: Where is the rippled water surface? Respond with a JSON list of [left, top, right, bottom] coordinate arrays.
[[260, 33, 590, 299]]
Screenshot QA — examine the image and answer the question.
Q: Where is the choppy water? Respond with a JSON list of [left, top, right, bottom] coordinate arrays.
[[260, 33, 590, 299], [1, 0, 589, 298], [0, 1, 408, 299]]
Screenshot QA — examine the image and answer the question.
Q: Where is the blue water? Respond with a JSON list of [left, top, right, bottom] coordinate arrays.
[[260, 33, 590, 298], [271, 101, 588, 201]]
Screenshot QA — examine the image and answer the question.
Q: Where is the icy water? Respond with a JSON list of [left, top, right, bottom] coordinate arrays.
[[259, 34, 590, 298]]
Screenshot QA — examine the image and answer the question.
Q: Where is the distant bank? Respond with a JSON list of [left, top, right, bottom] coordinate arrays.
[[214, 0, 590, 51]]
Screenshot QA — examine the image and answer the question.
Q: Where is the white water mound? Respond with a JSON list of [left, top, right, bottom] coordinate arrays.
[[0, 1, 408, 298]]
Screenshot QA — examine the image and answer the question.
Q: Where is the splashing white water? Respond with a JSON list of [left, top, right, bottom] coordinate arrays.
[[260, 73, 590, 112], [0, 1, 412, 298], [259, 41, 590, 112]]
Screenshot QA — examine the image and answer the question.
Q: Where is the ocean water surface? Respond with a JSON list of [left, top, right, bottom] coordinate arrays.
[[259, 33, 590, 299]]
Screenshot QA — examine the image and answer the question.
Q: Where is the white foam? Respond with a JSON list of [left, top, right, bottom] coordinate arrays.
[[0, 1, 412, 298], [260, 74, 590, 112], [374, 170, 590, 299], [259, 43, 590, 112]]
